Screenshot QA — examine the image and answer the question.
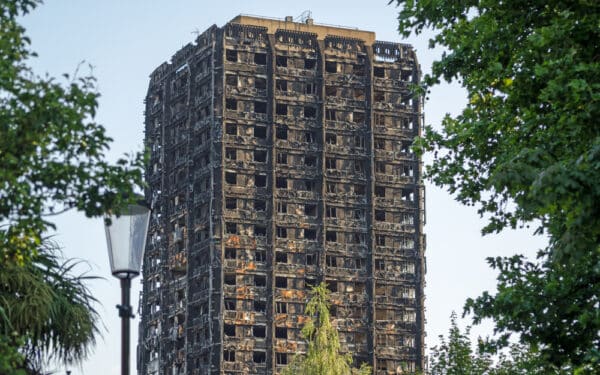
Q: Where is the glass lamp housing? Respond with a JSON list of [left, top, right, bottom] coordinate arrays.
[[104, 202, 151, 279]]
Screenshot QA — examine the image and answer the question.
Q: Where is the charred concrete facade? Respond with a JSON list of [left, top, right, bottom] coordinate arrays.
[[139, 15, 425, 375]]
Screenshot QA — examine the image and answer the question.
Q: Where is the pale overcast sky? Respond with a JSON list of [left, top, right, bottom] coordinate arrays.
[[20, 1, 546, 374]]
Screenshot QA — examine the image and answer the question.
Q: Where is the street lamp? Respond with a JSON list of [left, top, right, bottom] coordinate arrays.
[[104, 199, 151, 375]]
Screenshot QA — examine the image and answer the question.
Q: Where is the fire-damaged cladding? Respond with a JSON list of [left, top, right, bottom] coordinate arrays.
[[139, 15, 425, 375]]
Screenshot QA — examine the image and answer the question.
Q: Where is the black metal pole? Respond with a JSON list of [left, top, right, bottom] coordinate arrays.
[[119, 278, 132, 375]]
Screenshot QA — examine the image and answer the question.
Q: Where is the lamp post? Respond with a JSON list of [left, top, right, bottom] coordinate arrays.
[[104, 200, 151, 375]]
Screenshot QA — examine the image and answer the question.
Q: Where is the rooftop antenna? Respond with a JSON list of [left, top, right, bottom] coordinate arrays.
[[191, 28, 200, 36], [295, 10, 313, 23]]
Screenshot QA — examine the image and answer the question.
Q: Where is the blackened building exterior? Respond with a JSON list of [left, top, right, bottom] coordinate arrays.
[[139, 14, 425, 375]]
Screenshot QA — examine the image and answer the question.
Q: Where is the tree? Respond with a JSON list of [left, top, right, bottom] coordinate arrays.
[[0, 0, 144, 265], [429, 313, 555, 375], [1, 0, 144, 372], [0, 240, 100, 373], [394, 0, 599, 372], [283, 282, 371, 375]]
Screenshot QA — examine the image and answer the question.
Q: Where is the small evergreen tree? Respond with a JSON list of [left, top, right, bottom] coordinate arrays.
[[284, 282, 371, 375]]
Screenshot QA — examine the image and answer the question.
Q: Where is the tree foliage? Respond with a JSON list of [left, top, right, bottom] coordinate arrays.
[[0, 240, 101, 373], [0, 0, 145, 264], [430, 313, 554, 375], [394, 0, 599, 372], [284, 283, 371, 375]]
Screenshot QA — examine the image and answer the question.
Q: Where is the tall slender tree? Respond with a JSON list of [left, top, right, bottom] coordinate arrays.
[[284, 282, 371, 375]]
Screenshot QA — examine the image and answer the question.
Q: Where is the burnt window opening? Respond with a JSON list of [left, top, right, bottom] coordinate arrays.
[[225, 98, 237, 110], [254, 53, 267, 65], [374, 67, 385, 78], [254, 300, 266, 312], [253, 325, 266, 338], [225, 197, 237, 209], [325, 86, 337, 97], [275, 251, 288, 263], [376, 235, 386, 246], [303, 180, 316, 192], [375, 138, 385, 150], [275, 327, 288, 339], [402, 117, 413, 130], [276, 103, 288, 115], [327, 281, 338, 292], [305, 82, 315, 95], [326, 231, 337, 242], [254, 125, 267, 139], [225, 50, 238, 62], [304, 155, 316, 167], [304, 58, 316, 69], [275, 276, 287, 288], [375, 186, 386, 197], [255, 174, 267, 187], [305, 131, 316, 143], [375, 210, 386, 221], [276, 301, 287, 314], [401, 141, 412, 154], [376, 259, 385, 270], [277, 202, 287, 214], [353, 64, 365, 76], [276, 79, 287, 91], [253, 351, 266, 363], [355, 258, 365, 270], [254, 275, 267, 287], [354, 136, 365, 149], [354, 184, 365, 195], [225, 74, 237, 86], [326, 183, 336, 193], [325, 109, 336, 121], [276, 177, 287, 189], [276, 352, 288, 365], [326, 206, 337, 218], [325, 61, 337, 73], [354, 161, 365, 173], [374, 91, 385, 102], [306, 254, 316, 265], [304, 204, 317, 217], [277, 153, 288, 164], [353, 87, 365, 101], [254, 101, 267, 114], [255, 225, 267, 237], [304, 106, 316, 118], [225, 222, 237, 234], [326, 158, 337, 170], [224, 298, 236, 310], [225, 123, 237, 135], [224, 350, 235, 362], [325, 133, 337, 145], [330, 305, 337, 317], [254, 149, 267, 162], [353, 112, 365, 123], [224, 324, 235, 337], [402, 189, 415, 201], [401, 70, 413, 81], [276, 126, 288, 140], [255, 77, 267, 90], [225, 247, 237, 259], [375, 113, 386, 125], [224, 274, 236, 285], [225, 148, 236, 160], [376, 162, 386, 173], [304, 229, 317, 240], [255, 251, 266, 262], [326, 255, 337, 267], [254, 200, 266, 211], [276, 226, 287, 238], [276, 55, 287, 67]]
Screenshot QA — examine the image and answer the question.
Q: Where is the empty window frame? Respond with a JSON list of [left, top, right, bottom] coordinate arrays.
[[255, 77, 267, 90], [276, 352, 288, 365], [277, 201, 287, 214], [225, 148, 236, 160], [275, 251, 288, 263], [325, 61, 337, 73], [304, 106, 316, 118], [326, 231, 337, 242], [304, 204, 317, 216], [276, 301, 287, 314], [277, 152, 288, 164], [276, 226, 287, 238], [255, 225, 267, 236], [225, 98, 237, 110], [254, 275, 267, 287], [225, 222, 237, 234], [255, 174, 267, 187], [254, 200, 266, 211], [304, 58, 316, 69], [254, 149, 267, 162], [254, 53, 267, 65], [275, 327, 288, 339], [253, 325, 266, 338], [276, 103, 288, 115], [225, 197, 237, 209], [225, 50, 237, 62], [254, 300, 266, 312], [254, 125, 267, 138], [276, 126, 288, 140], [325, 133, 337, 145], [225, 123, 237, 135], [275, 276, 287, 288], [224, 350, 235, 362], [276, 55, 287, 67], [224, 324, 235, 337], [326, 206, 337, 218], [276, 79, 288, 91], [225, 74, 237, 86], [254, 101, 267, 114], [276, 177, 287, 189], [374, 66, 385, 78]]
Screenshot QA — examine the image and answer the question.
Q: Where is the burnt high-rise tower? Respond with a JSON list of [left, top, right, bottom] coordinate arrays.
[[139, 14, 425, 375]]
